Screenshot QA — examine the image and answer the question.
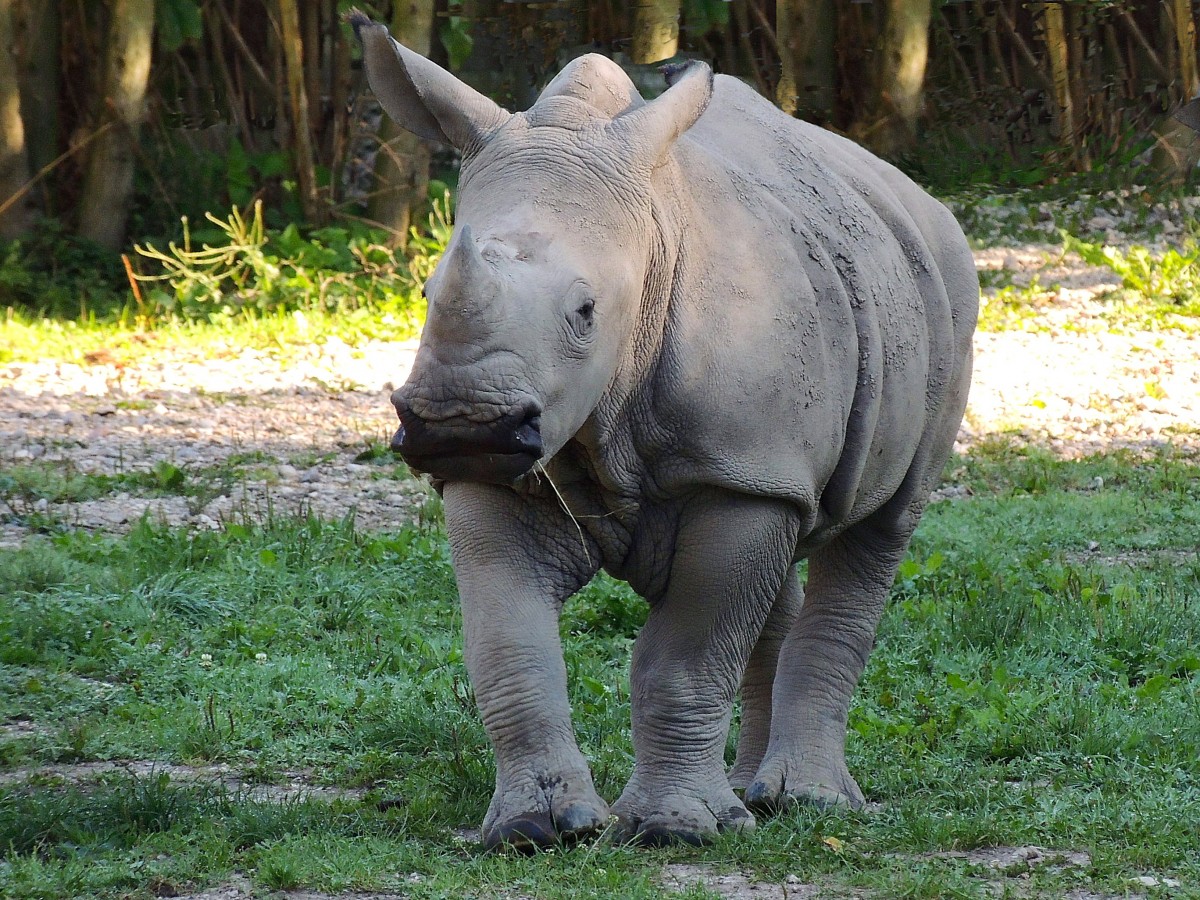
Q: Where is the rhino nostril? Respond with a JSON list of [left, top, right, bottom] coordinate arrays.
[[512, 414, 542, 454], [390, 425, 407, 454]]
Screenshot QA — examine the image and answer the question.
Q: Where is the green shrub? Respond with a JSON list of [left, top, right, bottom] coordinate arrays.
[[133, 197, 452, 325], [0, 218, 128, 317], [1064, 232, 1200, 314]]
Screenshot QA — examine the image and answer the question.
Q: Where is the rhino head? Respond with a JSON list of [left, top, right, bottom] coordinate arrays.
[[351, 13, 712, 484]]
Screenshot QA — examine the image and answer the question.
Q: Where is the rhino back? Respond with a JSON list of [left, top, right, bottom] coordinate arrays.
[[640, 75, 977, 533]]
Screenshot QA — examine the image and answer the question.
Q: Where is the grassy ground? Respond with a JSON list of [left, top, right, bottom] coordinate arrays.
[[2, 440, 1198, 899], [3, 176, 1199, 897]]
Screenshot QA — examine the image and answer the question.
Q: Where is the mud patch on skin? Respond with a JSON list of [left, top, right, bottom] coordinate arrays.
[[0, 760, 366, 803]]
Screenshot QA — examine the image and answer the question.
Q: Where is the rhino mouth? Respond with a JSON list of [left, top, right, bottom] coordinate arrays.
[[390, 404, 544, 484]]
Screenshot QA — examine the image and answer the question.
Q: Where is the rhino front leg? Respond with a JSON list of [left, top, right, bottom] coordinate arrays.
[[613, 491, 801, 845], [745, 520, 910, 812], [728, 567, 803, 792], [443, 482, 610, 850]]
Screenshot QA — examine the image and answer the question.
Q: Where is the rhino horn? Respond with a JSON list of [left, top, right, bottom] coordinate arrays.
[[444, 224, 489, 293], [428, 224, 495, 336], [349, 11, 510, 152], [609, 59, 713, 167]]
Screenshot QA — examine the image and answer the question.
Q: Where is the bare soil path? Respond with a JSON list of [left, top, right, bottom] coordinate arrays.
[[2, 246, 1198, 550]]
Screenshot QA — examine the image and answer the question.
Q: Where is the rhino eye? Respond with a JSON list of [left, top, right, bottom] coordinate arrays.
[[569, 297, 596, 336]]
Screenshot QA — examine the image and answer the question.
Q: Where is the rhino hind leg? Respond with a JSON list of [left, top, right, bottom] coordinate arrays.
[[728, 569, 804, 793], [612, 491, 802, 845], [745, 520, 912, 813]]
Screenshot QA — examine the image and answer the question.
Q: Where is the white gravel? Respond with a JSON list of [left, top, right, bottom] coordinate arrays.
[[1, 242, 1197, 547]]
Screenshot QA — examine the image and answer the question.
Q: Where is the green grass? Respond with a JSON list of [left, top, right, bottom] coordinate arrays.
[[1, 441, 1198, 898]]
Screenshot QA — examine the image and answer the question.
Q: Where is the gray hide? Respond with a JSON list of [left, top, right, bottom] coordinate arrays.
[[352, 12, 978, 849]]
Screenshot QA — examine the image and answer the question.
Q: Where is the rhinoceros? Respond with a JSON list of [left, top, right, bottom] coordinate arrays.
[[351, 13, 978, 849]]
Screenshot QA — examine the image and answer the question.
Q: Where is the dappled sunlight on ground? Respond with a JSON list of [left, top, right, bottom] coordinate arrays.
[[2, 247, 1197, 549]]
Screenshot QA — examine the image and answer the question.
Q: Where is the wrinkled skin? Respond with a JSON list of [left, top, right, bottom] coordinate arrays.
[[352, 14, 978, 850]]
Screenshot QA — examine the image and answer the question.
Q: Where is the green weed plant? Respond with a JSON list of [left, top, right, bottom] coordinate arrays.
[[133, 197, 451, 327], [1064, 232, 1200, 314]]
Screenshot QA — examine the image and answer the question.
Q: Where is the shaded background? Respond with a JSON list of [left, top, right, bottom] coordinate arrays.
[[1, 0, 1198, 306]]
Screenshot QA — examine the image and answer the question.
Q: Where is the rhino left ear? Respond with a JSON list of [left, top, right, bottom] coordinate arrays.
[[348, 11, 510, 152], [610, 60, 713, 168]]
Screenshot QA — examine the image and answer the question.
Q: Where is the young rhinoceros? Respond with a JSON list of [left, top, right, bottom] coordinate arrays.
[[351, 14, 978, 849]]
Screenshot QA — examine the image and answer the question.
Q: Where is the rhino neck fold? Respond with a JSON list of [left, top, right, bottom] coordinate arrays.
[[578, 163, 687, 505]]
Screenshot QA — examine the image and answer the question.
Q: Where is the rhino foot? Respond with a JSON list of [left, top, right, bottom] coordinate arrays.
[[743, 757, 865, 814], [726, 763, 759, 795], [482, 774, 610, 852], [612, 786, 755, 846]]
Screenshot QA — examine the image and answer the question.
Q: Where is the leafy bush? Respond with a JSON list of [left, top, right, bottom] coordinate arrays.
[[0, 218, 128, 317], [133, 197, 452, 326], [1064, 232, 1200, 312]]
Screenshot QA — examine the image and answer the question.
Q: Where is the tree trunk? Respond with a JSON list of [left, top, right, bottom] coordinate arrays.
[[1174, 0, 1199, 97], [1152, 0, 1200, 180], [15, 0, 58, 214], [367, 0, 434, 245], [776, 0, 835, 122], [631, 0, 679, 64], [872, 0, 932, 155], [76, 0, 155, 251], [277, 0, 321, 224], [0, 0, 34, 240], [1039, 2, 1076, 154]]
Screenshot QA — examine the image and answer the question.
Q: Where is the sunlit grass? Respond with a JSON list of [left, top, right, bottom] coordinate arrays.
[[0, 297, 423, 367]]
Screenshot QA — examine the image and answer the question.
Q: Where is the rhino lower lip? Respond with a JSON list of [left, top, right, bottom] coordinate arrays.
[[390, 424, 543, 484], [398, 449, 542, 484]]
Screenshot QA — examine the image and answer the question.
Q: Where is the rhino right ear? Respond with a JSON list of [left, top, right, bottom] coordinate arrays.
[[609, 59, 713, 168], [348, 11, 510, 151]]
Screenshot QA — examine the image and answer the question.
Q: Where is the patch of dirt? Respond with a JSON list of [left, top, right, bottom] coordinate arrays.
[[0, 719, 52, 741], [165, 875, 255, 900], [661, 864, 862, 899], [964, 327, 1200, 458], [0, 341, 427, 548], [3, 243, 1200, 549], [913, 844, 1091, 873], [0, 760, 366, 803], [1062, 547, 1199, 568], [974, 245, 1124, 296]]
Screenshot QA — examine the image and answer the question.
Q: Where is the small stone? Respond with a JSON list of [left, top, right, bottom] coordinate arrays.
[[1087, 541, 1100, 552]]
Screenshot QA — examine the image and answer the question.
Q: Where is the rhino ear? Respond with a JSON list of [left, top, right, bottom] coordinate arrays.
[[348, 11, 510, 151], [610, 60, 713, 167]]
